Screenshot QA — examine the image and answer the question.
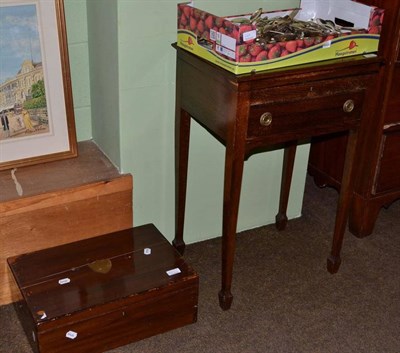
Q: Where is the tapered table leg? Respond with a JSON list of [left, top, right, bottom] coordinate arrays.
[[173, 108, 191, 255], [218, 134, 246, 310], [275, 142, 297, 231], [327, 129, 358, 273]]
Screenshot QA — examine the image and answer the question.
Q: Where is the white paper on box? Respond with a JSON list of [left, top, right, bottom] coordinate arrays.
[[216, 45, 236, 59], [220, 33, 236, 51], [242, 30, 257, 42]]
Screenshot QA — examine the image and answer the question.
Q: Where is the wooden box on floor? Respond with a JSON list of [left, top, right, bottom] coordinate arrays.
[[0, 141, 133, 305], [7, 224, 199, 353]]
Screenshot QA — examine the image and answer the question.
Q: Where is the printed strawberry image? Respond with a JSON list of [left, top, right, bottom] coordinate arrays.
[[268, 45, 281, 59], [232, 28, 239, 41], [348, 40, 358, 49], [248, 43, 263, 57], [180, 13, 188, 27], [296, 39, 305, 49], [324, 35, 335, 41], [182, 36, 194, 46], [240, 54, 252, 62], [215, 17, 224, 28], [368, 26, 380, 34], [224, 21, 234, 33], [236, 44, 248, 57], [197, 20, 205, 33], [285, 40, 297, 53], [184, 7, 191, 18], [190, 17, 197, 31], [193, 8, 202, 20], [205, 15, 214, 29], [255, 50, 268, 61], [370, 14, 381, 26], [337, 40, 358, 51]]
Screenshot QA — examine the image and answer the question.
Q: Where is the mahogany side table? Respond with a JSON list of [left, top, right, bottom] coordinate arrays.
[[172, 45, 381, 310]]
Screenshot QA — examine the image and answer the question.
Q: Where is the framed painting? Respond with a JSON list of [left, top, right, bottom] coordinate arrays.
[[0, 0, 77, 171]]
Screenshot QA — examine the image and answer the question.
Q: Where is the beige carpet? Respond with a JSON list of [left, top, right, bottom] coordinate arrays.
[[1, 176, 399, 353]]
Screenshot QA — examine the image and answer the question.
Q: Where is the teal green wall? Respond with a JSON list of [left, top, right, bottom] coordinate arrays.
[[86, 0, 120, 165], [64, 0, 91, 142], [65, 0, 309, 244]]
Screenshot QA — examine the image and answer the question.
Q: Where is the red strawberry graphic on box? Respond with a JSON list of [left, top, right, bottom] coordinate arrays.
[[215, 17, 224, 28], [285, 40, 297, 53], [248, 43, 263, 57], [268, 45, 281, 59], [197, 20, 205, 33], [348, 40, 358, 49], [180, 13, 188, 26], [337, 40, 358, 52], [240, 54, 252, 62], [255, 50, 268, 61], [369, 26, 380, 34], [182, 36, 194, 46], [193, 8, 202, 20], [232, 28, 239, 41], [182, 6, 191, 18], [236, 44, 248, 57], [370, 14, 381, 26], [190, 17, 197, 31], [205, 15, 214, 29]]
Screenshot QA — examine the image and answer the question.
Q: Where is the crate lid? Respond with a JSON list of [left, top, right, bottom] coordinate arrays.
[[8, 224, 198, 325]]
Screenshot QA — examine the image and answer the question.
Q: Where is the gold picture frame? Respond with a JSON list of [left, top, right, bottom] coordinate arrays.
[[0, 0, 77, 170]]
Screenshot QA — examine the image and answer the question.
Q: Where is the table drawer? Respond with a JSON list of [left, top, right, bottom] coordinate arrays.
[[247, 76, 370, 141]]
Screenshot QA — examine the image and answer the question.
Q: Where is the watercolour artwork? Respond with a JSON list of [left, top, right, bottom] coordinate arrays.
[[0, 0, 77, 171], [0, 4, 49, 141]]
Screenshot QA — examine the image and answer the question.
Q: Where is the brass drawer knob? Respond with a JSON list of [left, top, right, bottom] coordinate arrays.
[[260, 112, 273, 126], [343, 99, 355, 113]]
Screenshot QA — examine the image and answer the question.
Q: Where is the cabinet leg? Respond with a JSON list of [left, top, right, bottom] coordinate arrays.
[[173, 108, 191, 255], [275, 142, 297, 231], [348, 194, 381, 238], [327, 130, 358, 274]]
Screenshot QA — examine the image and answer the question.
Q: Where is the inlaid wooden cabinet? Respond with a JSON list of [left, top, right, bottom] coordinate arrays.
[[308, 0, 400, 237]]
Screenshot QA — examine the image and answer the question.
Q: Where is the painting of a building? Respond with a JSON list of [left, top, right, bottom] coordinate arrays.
[[0, 59, 44, 111], [0, 60, 48, 141]]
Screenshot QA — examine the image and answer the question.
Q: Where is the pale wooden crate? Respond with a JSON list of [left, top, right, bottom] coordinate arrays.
[[0, 141, 133, 305]]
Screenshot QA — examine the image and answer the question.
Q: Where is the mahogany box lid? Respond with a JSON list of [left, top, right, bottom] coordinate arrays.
[[7, 224, 198, 325]]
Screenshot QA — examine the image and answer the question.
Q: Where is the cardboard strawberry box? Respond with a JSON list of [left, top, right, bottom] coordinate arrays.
[[177, 1, 384, 74]]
